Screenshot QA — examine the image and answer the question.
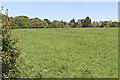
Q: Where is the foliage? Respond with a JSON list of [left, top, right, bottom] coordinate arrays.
[[82, 16, 91, 27], [10, 16, 30, 29], [31, 21, 44, 28], [110, 22, 118, 27], [88, 24, 95, 27], [6, 15, 119, 29], [41, 20, 48, 28], [30, 18, 41, 23], [51, 20, 65, 28], [77, 19, 82, 28], [63, 23, 70, 28], [93, 21, 100, 27], [101, 21, 112, 28], [1, 8, 23, 78], [44, 19, 51, 25], [69, 18, 77, 28]]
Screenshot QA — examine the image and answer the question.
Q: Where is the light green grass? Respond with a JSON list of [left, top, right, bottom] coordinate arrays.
[[12, 28, 118, 78]]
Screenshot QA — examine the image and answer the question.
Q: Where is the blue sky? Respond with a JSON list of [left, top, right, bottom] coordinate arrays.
[[1, 0, 119, 2], [2, 2, 118, 22]]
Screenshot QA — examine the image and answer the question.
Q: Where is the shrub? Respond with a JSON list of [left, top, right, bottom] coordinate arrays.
[[1, 7, 22, 78], [31, 22, 44, 28], [88, 24, 95, 27]]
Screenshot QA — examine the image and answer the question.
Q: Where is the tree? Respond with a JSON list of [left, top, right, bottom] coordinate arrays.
[[95, 22, 100, 27], [51, 20, 64, 28], [30, 18, 41, 23], [58, 22, 64, 28], [99, 21, 102, 27], [18, 15, 29, 19], [111, 22, 118, 27], [82, 16, 91, 27], [101, 21, 111, 27], [63, 22, 70, 28], [73, 22, 78, 28], [69, 22, 74, 28], [70, 18, 75, 23], [77, 19, 82, 28], [30, 18, 42, 28], [81, 19, 85, 27], [44, 19, 51, 25], [69, 18, 77, 28], [11, 16, 30, 29], [41, 20, 48, 28], [51, 20, 59, 28], [93, 21, 100, 27], [31, 22, 44, 28]]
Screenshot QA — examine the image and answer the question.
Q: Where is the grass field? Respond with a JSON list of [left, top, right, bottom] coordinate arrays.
[[12, 28, 118, 78]]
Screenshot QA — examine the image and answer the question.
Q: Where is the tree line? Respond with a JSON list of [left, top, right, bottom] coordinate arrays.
[[2, 14, 119, 29]]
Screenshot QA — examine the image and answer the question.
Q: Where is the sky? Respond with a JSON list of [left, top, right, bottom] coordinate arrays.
[[118, 2, 120, 22], [1, 2, 119, 22], [1, 0, 120, 2]]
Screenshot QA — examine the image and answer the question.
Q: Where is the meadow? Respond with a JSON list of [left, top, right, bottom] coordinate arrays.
[[12, 28, 118, 78]]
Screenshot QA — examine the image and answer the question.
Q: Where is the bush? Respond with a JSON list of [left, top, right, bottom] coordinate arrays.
[[31, 22, 44, 28], [88, 24, 95, 27], [1, 8, 22, 78]]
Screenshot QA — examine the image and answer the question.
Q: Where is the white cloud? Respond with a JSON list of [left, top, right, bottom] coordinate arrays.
[[1, 0, 120, 2]]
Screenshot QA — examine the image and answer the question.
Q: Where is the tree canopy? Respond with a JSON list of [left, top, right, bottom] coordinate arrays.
[[5, 15, 119, 29]]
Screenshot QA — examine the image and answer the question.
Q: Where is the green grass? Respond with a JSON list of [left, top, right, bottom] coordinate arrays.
[[12, 28, 118, 78]]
